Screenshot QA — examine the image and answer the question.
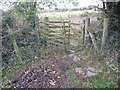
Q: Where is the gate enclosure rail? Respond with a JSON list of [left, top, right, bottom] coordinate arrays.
[[2, 17, 108, 63], [40, 17, 99, 51]]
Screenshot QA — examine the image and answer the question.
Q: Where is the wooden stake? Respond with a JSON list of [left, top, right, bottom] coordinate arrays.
[[85, 18, 90, 44], [44, 17, 49, 36], [68, 21, 71, 45], [63, 22, 67, 52], [101, 18, 109, 49], [82, 20, 85, 44]]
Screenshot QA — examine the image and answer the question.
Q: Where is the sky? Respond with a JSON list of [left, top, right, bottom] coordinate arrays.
[[77, 0, 102, 7], [0, 0, 102, 11]]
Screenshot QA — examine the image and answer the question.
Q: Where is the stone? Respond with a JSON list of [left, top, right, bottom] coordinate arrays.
[[86, 67, 100, 77], [87, 67, 100, 73], [68, 50, 75, 53], [75, 67, 83, 73], [69, 54, 74, 57], [87, 71, 97, 77], [70, 39, 78, 46], [73, 55, 81, 61]]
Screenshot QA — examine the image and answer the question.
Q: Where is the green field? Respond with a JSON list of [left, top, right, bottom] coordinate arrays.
[[38, 10, 100, 19]]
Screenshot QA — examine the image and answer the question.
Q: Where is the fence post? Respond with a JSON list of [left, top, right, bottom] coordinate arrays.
[[44, 17, 49, 24], [44, 17, 49, 51], [44, 17, 49, 32], [68, 21, 71, 45], [63, 21, 67, 52], [101, 18, 109, 49], [85, 18, 90, 44], [0, 17, 2, 67], [82, 20, 85, 44]]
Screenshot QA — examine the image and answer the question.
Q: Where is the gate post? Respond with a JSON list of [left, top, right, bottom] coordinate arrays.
[[63, 21, 67, 53], [68, 21, 71, 45], [101, 18, 109, 49], [82, 20, 85, 44], [43, 17, 49, 50], [85, 18, 90, 45]]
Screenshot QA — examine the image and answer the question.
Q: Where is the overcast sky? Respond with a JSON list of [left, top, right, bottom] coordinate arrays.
[[0, 0, 102, 11], [77, 0, 102, 7]]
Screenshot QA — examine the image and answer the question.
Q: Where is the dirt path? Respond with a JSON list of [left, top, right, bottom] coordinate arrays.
[[5, 48, 105, 88]]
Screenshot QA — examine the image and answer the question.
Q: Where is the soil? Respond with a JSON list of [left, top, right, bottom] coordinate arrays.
[[5, 50, 105, 88]]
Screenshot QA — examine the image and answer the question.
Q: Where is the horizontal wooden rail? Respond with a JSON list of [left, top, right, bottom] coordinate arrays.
[[70, 22, 80, 25], [40, 25, 69, 29], [48, 36, 63, 39], [49, 25, 69, 28], [48, 41, 65, 46], [49, 20, 69, 23], [40, 21, 59, 26], [49, 39, 64, 43], [70, 27, 83, 32]]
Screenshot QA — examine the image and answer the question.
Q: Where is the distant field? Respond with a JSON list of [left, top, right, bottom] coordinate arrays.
[[38, 10, 100, 19]]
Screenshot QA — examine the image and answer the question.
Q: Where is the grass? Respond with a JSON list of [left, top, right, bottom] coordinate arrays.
[[1, 62, 29, 88], [2, 62, 29, 79], [67, 65, 81, 88], [91, 67, 118, 88], [94, 80, 118, 88], [70, 77, 81, 88], [83, 82, 93, 88]]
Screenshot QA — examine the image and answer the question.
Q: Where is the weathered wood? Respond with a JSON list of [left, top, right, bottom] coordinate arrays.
[[44, 17, 49, 33], [40, 21, 59, 26], [70, 27, 82, 32], [48, 36, 63, 39], [68, 21, 71, 44], [85, 18, 90, 44], [49, 39, 64, 43], [49, 20, 69, 23], [49, 26, 69, 28], [40, 25, 69, 29], [88, 29, 99, 51], [101, 18, 109, 49], [40, 26, 53, 31], [82, 20, 85, 44], [44, 17, 49, 22], [70, 22, 80, 25], [48, 41, 64, 46], [63, 22, 67, 52], [0, 16, 2, 65]]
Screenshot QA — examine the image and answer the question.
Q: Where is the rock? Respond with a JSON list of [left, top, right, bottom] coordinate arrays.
[[70, 39, 78, 46], [87, 71, 97, 77], [68, 50, 75, 53], [75, 67, 83, 73], [49, 80, 56, 86], [69, 54, 74, 57], [87, 67, 100, 73], [73, 55, 81, 61], [69, 54, 81, 61], [86, 67, 100, 77], [52, 71, 56, 74], [57, 76, 60, 79]]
